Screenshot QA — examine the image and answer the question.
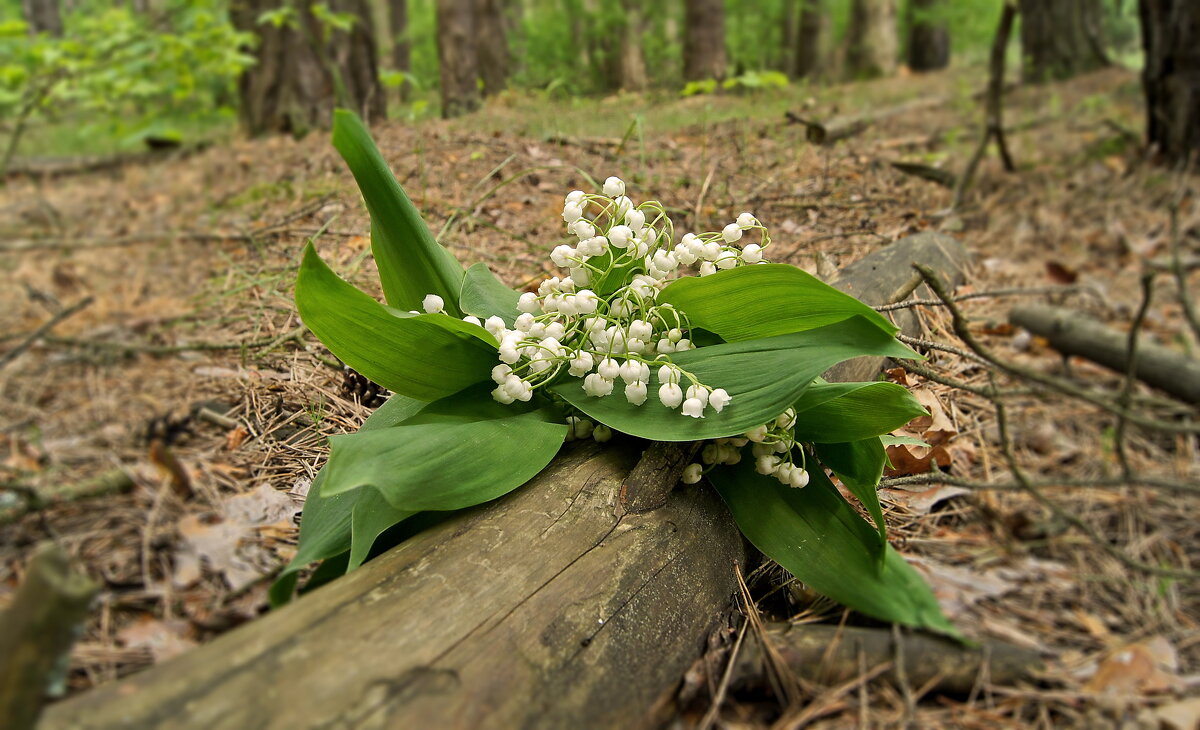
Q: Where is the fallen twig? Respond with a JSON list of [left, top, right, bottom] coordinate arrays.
[[0, 296, 93, 369], [0, 469, 135, 525]]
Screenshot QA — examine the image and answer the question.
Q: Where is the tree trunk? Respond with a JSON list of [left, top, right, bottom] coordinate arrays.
[[21, 0, 63, 37], [845, 0, 898, 79], [1138, 0, 1200, 162], [232, 0, 385, 137], [618, 0, 648, 91], [683, 0, 726, 81], [907, 0, 950, 71], [794, 0, 825, 79], [1018, 0, 1108, 82], [475, 0, 510, 96], [389, 0, 409, 73], [435, 0, 480, 117]]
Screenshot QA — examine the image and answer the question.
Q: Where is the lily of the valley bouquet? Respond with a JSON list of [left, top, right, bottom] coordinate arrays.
[[273, 111, 956, 637]]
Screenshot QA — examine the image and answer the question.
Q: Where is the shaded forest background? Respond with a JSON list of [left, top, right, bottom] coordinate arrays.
[[2, 0, 1149, 164]]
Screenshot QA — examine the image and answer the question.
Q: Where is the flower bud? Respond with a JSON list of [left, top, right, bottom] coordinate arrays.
[[593, 424, 613, 442], [737, 212, 757, 229], [674, 338, 693, 351], [789, 468, 810, 489], [608, 224, 633, 248], [563, 202, 583, 223], [570, 267, 592, 286], [656, 338, 675, 354], [485, 316, 506, 337], [625, 208, 646, 231], [578, 235, 608, 257], [722, 223, 743, 243], [614, 195, 633, 217], [514, 313, 535, 332], [745, 425, 769, 442], [603, 176, 625, 197], [573, 418, 594, 440], [741, 244, 763, 264], [572, 220, 596, 240], [681, 463, 703, 484]]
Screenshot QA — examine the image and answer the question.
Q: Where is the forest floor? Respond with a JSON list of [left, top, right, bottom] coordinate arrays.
[[2, 65, 1198, 728]]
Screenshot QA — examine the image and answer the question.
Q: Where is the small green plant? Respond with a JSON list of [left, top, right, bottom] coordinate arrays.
[[274, 111, 958, 639], [681, 70, 790, 98]]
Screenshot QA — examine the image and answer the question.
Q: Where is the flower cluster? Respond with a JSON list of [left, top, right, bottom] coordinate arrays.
[[680, 408, 811, 489], [469, 176, 772, 417]]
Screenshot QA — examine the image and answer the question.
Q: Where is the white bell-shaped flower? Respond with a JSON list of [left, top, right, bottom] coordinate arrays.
[[566, 190, 586, 205], [681, 398, 705, 418], [563, 202, 583, 223], [625, 209, 646, 232], [699, 261, 717, 276], [624, 380, 648, 405], [789, 468, 810, 489], [578, 236, 608, 257], [597, 357, 620, 380], [484, 316, 506, 337], [583, 373, 614, 397], [658, 382, 684, 408], [492, 385, 516, 404], [608, 224, 633, 249], [517, 292, 539, 313], [570, 267, 591, 286], [568, 351, 594, 376], [741, 244, 763, 264], [737, 212, 757, 229], [708, 388, 731, 412], [685, 385, 709, 407], [514, 313, 535, 332], [603, 176, 625, 197], [657, 364, 680, 384], [722, 223, 743, 243], [550, 245, 577, 268], [422, 294, 444, 313], [572, 220, 596, 240], [491, 364, 513, 384]]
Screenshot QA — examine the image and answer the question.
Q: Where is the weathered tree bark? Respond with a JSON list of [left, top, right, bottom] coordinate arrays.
[[21, 0, 62, 36], [0, 544, 97, 730], [907, 0, 950, 72], [38, 235, 971, 729], [844, 0, 898, 79], [683, 0, 726, 81], [1010, 304, 1200, 404], [231, 0, 385, 136], [732, 624, 1042, 696], [435, 0, 480, 117], [794, 0, 826, 79], [475, 0, 510, 96], [1138, 0, 1200, 162], [1018, 0, 1108, 82]]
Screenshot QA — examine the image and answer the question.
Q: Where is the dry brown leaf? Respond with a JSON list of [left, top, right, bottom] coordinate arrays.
[[1083, 636, 1183, 697], [907, 556, 1019, 619], [878, 485, 969, 515], [224, 425, 249, 451], [1155, 698, 1200, 730], [909, 388, 957, 445], [883, 443, 951, 477], [116, 615, 197, 663], [1046, 260, 1079, 284], [174, 484, 298, 591]]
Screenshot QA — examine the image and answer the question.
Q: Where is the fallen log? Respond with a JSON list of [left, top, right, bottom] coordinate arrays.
[[1010, 304, 1200, 404], [732, 624, 1042, 696], [40, 232, 973, 729]]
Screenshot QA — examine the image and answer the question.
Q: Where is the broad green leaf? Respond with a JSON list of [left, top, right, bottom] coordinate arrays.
[[349, 491, 414, 570], [710, 458, 960, 638], [269, 394, 427, 606], [659, 264, 898, 341], [332, 110, 464, 313], [552, 316, 918, 441], [816, 438, 889, 545], [322, 386, 568, 512], [459, 262, 521, 326], [296, 243, 496, 400], [792, 381, 928, 443]]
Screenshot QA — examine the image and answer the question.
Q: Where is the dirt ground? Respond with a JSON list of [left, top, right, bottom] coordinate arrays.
[[2, 66, 1198, 728]]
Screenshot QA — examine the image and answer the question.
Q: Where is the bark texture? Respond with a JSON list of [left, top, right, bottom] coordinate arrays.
[[794, 0, 825, 79], [907, 0, 950, 71], [21, 0, 62, 37], [40, 445, 746, 730], [683, 0, 726, 81], [435, 0, 480, 117], [1138, 0, 1200, 162], [617, 0, 648, 91], [475, 0, 510, 96], [1018, 0, 1108, 82], [231, 0, 385, 136], [845, 0, 898, 79]]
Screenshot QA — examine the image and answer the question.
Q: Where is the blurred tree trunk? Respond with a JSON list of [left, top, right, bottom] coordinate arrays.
[[435, 0, 480, 117], [1018, 0, 1108, 81], [683, 0, 726, 81], [476, 0, 510, 96], [21, 0, 63, 36], [845, 0, 897, 78], [794, 0, 825, 79], [1138, 0, 1200, 161], [907, 0, 949, 71], [389, 0, 409, 72], [232, 0, 385, 137], [618, 0, 647, 90]]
